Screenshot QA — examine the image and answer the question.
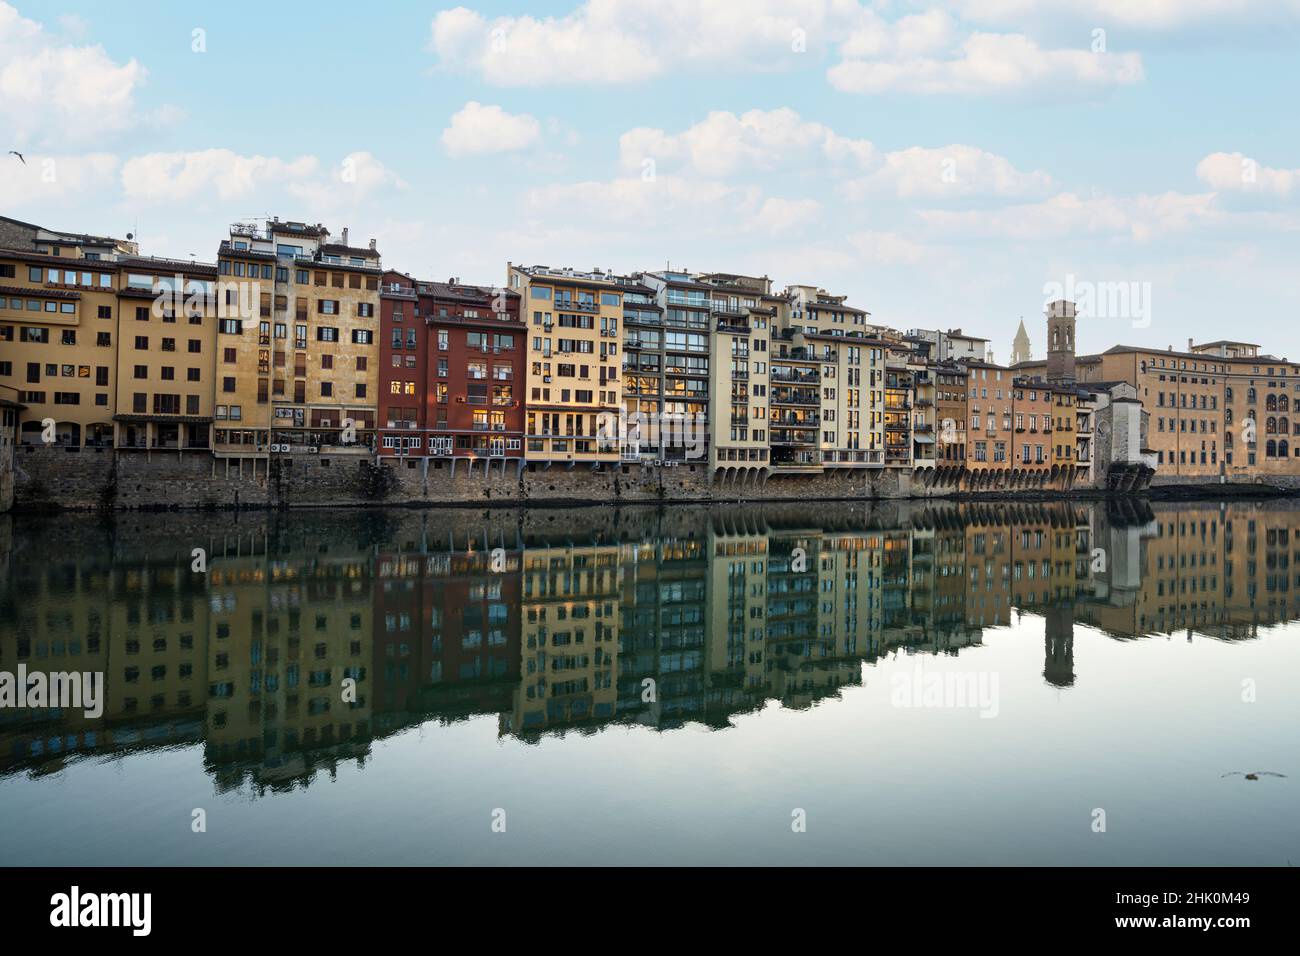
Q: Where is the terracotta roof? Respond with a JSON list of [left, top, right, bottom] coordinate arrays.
[[0, 284, 80, 299], [118, 256, 218, 277], [319, 243, 381, 259], [0, 247, 118, 270]]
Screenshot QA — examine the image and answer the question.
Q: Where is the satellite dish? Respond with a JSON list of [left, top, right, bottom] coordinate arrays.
[[126, 232, 134, 240]]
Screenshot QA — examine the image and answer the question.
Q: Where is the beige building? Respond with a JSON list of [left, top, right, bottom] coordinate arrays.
[[508, 263, 623, 465], [696, 273, 778, 481], [509, 541, 622, 734], [0, 220, 135, 449], [784, 284, 886, 469], [214, 219, 382, 470], [113, 256, 219, 453]]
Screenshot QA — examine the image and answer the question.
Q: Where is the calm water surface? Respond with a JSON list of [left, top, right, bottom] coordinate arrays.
[[0, 499, 1296, 865]]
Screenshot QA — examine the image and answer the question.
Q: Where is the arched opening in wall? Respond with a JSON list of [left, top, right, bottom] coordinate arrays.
[[19, 421, 44, 445], [87, 422, 114, 448]]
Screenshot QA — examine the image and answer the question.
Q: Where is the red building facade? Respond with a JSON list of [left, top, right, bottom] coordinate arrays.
[[378, 272, 524, 464], [379, 270, 425, 457]]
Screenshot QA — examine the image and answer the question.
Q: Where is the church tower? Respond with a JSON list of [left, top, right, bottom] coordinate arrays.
[[1010, 318, 1032, 366], [1045, 299, 1077, 385]]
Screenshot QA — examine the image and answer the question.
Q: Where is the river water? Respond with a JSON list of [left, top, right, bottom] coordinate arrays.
[[0, 498, 1295, 865]]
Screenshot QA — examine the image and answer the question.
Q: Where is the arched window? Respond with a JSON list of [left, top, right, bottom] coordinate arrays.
[[1280, 440, 1290, 458], [1266, 394, 1277, 411], [1226, 386, 1234, 402], [1281, 417, 1290, 435], [1281, 395, 1290, 412], [1248, 387, 1258, 404], [1267, 416, 1278, 433], [1266, 439, 1277, 457], [1225, 408, 1234, 424], [1226, 431, 1234, 448]]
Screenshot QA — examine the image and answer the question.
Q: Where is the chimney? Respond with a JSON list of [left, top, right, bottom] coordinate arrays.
[[1188, 337, 1194, 352], [341, 227, 349, 246]]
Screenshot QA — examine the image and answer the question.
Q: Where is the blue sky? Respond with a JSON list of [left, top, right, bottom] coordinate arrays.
[[5, 0, 1300, 361]]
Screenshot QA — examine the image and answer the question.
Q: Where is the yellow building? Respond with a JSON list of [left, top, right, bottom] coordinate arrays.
[[508, 263, 623, 465], [205, 539, 373, 784], [214, 219, 382, 470], [0, 219, 135, 448], [782, 284, 886, 470], [112, 256, 219, 452], [696, 273, 777, 482], [509, 541, 622, 734]]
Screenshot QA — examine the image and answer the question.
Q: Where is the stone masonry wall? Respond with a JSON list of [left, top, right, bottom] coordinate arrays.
[[12, 448, 1298, 513]]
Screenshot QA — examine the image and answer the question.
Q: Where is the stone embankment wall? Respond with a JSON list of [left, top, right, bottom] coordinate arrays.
[[10, 446, 1294, 512]]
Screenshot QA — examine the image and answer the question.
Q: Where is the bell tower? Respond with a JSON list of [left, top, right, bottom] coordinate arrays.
[[1046, 299, 1077, 385]]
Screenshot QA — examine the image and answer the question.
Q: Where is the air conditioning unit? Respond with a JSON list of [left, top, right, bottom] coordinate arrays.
[[270, 443, 285, 452], [543, 376, 552, 383], [308, 446, 319, 454]]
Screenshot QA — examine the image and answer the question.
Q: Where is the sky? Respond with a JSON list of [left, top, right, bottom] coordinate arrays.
[[3, 0, 1300, 362]]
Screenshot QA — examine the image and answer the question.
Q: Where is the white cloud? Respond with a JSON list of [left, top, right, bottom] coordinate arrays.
[[429, 1, 855, 86], [526, 175, 757, 227], [1197, 151, 1297, 197], [844, 144, 1054, 199], [917, 190, 1218, 241], [751, 197, 823, 235], [429, 2, 1147, 96], [0, 152, 118, 208], [620, 108, 878, 178], [0, 1, 150, 146], [336, 151, 407, 194], [121, 150, 321, 202], [619, 108, 1049, 200], [430, 5, 660, 86], [954, 0, 1300, 31], [829, 26, 1143, 94], [442, 101, 542, 157]]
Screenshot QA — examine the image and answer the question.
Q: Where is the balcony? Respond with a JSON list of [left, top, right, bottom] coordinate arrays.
[[824, 449, 884, 465], [555, 300, 598, 313], [770, 429, 819, 445], [771, 414, 820, 427], [770, 370, 819, 385]]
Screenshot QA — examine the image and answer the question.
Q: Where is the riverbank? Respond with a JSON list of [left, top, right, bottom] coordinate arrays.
[[8, 445, 1296, 513]]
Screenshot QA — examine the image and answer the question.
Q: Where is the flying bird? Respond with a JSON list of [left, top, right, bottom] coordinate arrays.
[[1221, 771, 1287, 781], [8, 151, 25, 165]]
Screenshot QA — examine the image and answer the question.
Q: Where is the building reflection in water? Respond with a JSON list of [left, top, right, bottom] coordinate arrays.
[[1, 497, 1297, 791]]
